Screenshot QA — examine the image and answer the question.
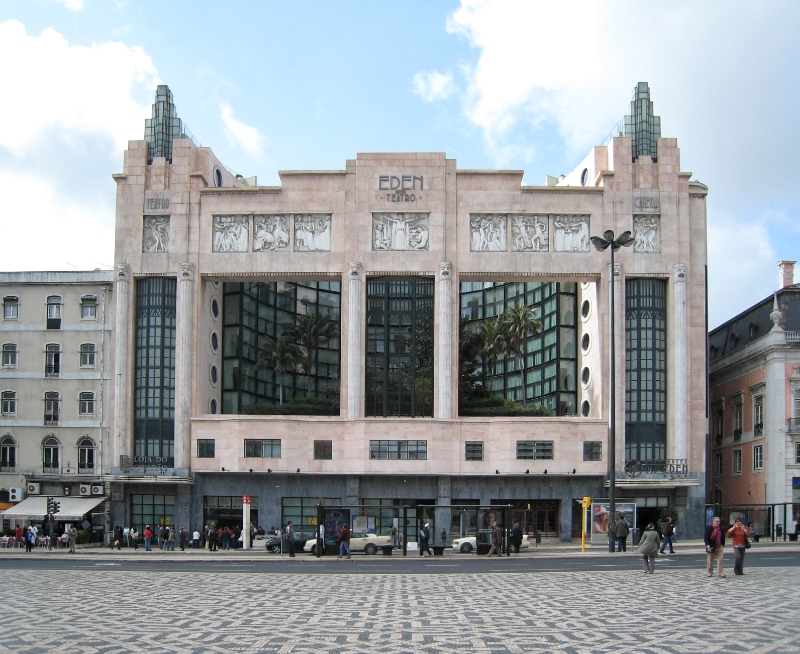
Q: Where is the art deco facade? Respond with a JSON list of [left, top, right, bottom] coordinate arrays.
[[106, 84, 709, 540]]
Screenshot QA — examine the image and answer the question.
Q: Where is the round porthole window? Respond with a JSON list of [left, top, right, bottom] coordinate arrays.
[[210, 331, 219, 353], [581, 333, 591, 352], [580, 168, 589, 186], [209, 398, 218, 415], [214, 167, 223, 188], [581, 367, 591, 386], [211, 298, 220, 320], [209, 364, 219, 386], [581, 400, 591, 417], [581, 300, 591, 320]]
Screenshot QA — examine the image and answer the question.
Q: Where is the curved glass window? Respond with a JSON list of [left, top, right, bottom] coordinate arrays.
[[79, 438, 95, 471], [0, 435, 16, 469], [43, 436, 60, 469]]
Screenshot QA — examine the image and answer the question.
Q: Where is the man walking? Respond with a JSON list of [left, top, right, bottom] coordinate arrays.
[[286, 521, 296, 557], [179, 526, 188, 551], [704, 516, 726, 577], [659, 517, 675, 554], [144, 525, 153, 551], [419, 523, 432, 556], [337, 523, 351, 559], [615, 514, 630, 552], [487, 521, 502, 556]]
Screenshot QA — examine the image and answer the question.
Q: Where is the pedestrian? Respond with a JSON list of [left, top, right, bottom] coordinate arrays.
[[704, 516, 726, 578], [68, 525, 78, 554], [204, 525, 210, 550], [286, 521, 296, 557], [509, 522, 523, 553], [157, 525, 165, 550], [209, 525, 218, 552], [637, 523, 660, 574], [130, 527, 139, 550], [113, 525, 123, 550], [727, 517, 751, 576], [15, 524, 22, 545], [222, 526, 231, 550], [192, 528, 200, 549], [390, 524, 398, 548], [659, 517, 675, 554], [615, 514, 630, 552], [144, 525, 153, 551], [179, 526, 188, 551], [337, 523, 351, 559], [440, 526, 447, 547], [168, 526, 176, 551], [419, 523, 432, 556], [25, 526, 34, 552], [123, 526, 130, 547], [488, 521, 502, 556]]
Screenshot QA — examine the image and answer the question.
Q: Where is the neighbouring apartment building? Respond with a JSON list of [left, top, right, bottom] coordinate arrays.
[[0, 271, 113, 533], [708, 261, 800, 537], [103, 82, 709, 541]]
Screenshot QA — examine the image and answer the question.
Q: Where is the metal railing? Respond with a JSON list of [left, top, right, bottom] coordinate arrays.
[[788, 419, 800, 433], [733, 428, 742, 441], [713, 433, 723, 447], [754, 422, 764, 436], [625, 459, 688, 477]]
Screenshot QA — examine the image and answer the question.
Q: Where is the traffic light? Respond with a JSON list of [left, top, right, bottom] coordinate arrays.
[[52, 500, 61, 514], [582, 496, 592, 509], [47, 497, 55, 514]]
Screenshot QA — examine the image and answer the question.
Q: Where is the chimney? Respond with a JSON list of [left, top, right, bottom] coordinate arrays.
[[778, 260, 796, 289]]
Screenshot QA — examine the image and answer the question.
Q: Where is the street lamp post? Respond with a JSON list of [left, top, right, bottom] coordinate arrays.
[[590, 230, 633, 553]]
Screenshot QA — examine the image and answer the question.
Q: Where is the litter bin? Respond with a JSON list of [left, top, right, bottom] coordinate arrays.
[[631, 528, 641, 546], [535, 531, 542, 545]]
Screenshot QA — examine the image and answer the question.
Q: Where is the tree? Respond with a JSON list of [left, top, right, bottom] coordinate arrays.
[[285, 312, 339, 397], [500, 302, 542, 407], [254, 334, 299, 405], [476, 317, 509, 386]]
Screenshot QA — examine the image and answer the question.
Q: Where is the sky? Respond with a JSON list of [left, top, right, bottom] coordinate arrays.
[[0, 0, 799, 328]]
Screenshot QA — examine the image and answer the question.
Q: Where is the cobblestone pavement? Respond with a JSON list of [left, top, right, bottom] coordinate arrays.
[[1, 566, 798, 654]]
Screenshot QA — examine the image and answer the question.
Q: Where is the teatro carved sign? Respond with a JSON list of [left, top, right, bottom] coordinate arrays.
[[378, 175, 424, 203]]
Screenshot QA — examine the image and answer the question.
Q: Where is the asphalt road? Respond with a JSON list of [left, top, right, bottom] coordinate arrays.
[[1, 550, 798, 574]]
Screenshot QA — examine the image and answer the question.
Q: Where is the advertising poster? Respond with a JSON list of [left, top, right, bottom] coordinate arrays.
[[591, 502, 636, 541], [323, 508, 350, 547], [352, 515, 368, 533]]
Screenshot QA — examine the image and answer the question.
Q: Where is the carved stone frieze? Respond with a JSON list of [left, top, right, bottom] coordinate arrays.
[[372, 212, 429, 251], [253, 215, 290, 252], [180, 262, 194, 280], [634, 215, 660, 253], [116, 263, 130, 281], [212, 215, 249, 253], [552, 215, 590, 252], [294, 214, 332, 252], [348, 261, 363, 280], [439, 262, 452, 279], [470, 214, 507, 252], [673, 263, 686, 280], [511, 214, 549, 252], [143, 216, 170, 253]]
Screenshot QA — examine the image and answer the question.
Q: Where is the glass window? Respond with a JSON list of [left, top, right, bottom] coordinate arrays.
[[197, 439, 216, 458], [754, 395, 764, 435], [44, 392, 60, 425], [131, 494, 175, 532], [713, 488, 722, 505], [47, 296, 61, 329], [3, 297, 18, 320], [465, 441, 484, 461], [45, 343, 61, 377], [732, 448, 742, 475], [369, 440, 427, 460], [79, 392, 95, 415], [81, 296, 97, 320], [78, 438, 95, 471], [244, 439, 281, 458], [1, 391, 16, 415], [0, 435, 16, 469], [43, 436, 60, 469], [753, 444, 763, 472], [583, 441, 602, 461], [314, 440, 332, 460], [796, 442, 800, 464], [516, 441, 554, 460], [714, 452, 722, 477], [2, 344, 17, 367], [80, 343, 96, 367], [733, 403, 742, 440]]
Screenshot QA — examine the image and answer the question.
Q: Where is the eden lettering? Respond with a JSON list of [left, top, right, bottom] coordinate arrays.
[[378, 175, 423, 191]]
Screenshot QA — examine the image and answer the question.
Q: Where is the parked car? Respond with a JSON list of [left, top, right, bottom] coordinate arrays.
[[451, 532, 532, 553], [303, 532, 393, 555], [264, 531, 314, 553]]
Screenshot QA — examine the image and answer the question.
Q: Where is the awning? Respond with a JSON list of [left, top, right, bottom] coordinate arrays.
[[0, 495, 106, 520]]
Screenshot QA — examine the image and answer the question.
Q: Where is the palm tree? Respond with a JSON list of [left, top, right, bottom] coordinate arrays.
[[254, 335, 299, 405], [286, 312, 339, 397], [476, 317, 509, 390], [500, 302, 542, 407]]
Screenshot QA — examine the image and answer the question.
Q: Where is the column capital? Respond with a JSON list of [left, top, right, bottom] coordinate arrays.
[[348, 261, 363, 281], [611, 262, 622, 277], [180, 262, 195, 281], [116, 263, 131, 281], [673, 263, 687, 281], [439, 261, 452, 280]]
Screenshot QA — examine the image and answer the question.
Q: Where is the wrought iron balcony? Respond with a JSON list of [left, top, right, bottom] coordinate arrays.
[[625, 459, 688, 477], [788, 419, 800, 433], [713, 433, 723, 447], [733, 428, 742, 441], [44, 414, 59, 426], [754, 422, 764, 436], [41, 466, 59, 475]]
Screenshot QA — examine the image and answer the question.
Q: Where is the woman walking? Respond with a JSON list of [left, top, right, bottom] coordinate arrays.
[[727, 517, 751, 575], [637, 523, 660, 574]]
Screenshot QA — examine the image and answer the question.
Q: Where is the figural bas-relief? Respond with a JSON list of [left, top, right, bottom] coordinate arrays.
[[294, 214, 332, 252], [552, 215, 590, 252], [213, 215, 249, 253], [470, 214, 507, 252], [511, 215, 549, 252], [372, 213, 429, 251], [142, 215, 170, 253], [633, 215, 660, 253], [253, 215, 290, 252]]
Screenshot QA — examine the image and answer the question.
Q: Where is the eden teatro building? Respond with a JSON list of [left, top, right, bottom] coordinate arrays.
[[106, 84, 709, 542]]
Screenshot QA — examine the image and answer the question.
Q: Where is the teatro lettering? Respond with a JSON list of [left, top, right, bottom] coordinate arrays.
[[379, 175, 423, 202]]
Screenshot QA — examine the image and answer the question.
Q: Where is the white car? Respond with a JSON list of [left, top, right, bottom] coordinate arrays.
[[451, 533, 532, 553], [304, 532, 394, 555]]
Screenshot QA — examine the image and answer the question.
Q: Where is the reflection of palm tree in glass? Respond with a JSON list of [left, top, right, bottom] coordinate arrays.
[[285, 313, 339, 397], [254, 334, 299, 404], [477, 318, 509, 385], [501, 302, 542, 407]]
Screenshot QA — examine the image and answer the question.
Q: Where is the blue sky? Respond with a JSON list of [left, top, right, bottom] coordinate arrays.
[[1, 0, 799, 328]]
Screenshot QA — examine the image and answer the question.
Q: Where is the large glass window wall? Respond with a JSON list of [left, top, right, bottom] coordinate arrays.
[[131, 493, 175, 531], [459, 281, 577, 415], [625, 278, 667, 462], [222, 281, 341, 414]]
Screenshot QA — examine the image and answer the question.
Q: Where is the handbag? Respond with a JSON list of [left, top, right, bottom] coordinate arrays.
[[744, 537, 751, 550]]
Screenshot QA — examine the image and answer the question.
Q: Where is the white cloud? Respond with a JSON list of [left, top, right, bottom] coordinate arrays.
[[52, 0, 85, 10], [219, 101, 265, 155], [412, 70, 456, 102], [0, 20, 158, 153], [0, 172, 114, 271]]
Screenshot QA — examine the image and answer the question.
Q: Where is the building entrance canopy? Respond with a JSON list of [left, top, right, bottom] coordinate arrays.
[[0, 496, 106, 521]]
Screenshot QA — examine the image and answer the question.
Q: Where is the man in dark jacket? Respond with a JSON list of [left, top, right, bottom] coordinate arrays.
[[488, 521, 502, 556], [615, 515, 630, 552], [509, 523, 523, 553], [419, 523, 432, 556], [704, 516, 726, 577], [659, 518, 675, 554]]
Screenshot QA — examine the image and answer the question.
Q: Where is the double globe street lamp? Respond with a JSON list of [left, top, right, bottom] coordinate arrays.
[[589, 230, 634, 553]]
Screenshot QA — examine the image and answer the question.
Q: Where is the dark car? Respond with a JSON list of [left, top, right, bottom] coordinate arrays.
[[264, 531, 314, 553]]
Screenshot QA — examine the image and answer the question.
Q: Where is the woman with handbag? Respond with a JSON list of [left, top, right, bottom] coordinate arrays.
[[637, 523, 660, 574], [726, 517, 751, 575]]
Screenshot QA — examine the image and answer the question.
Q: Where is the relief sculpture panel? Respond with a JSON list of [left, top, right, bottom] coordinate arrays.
[[470, 214, 507, 252], [372, 212, 429, 251], [552, 215, 590, 252], [212, 215, 249, 253], [511, 214, 548, 252], [294, 214, 332, 252], [142, 215, 170, 253], [633, 215, 660, 253], [253, 215, 290, 252]]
